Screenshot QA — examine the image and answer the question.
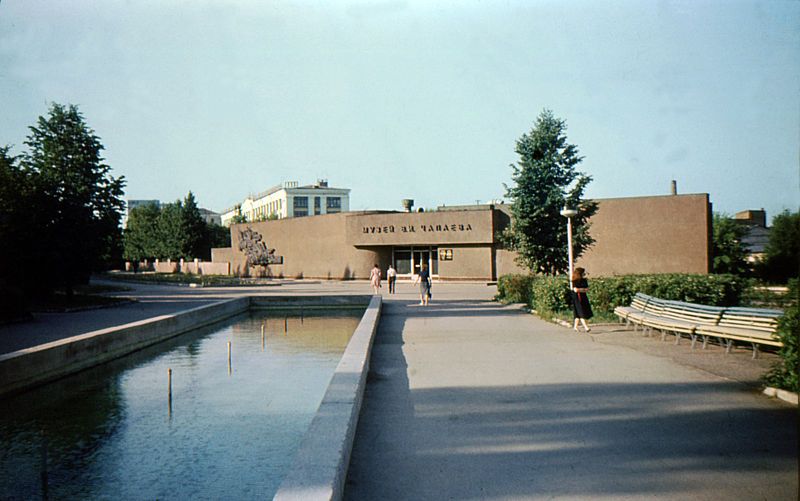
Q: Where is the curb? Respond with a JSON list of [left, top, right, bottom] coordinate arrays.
[[762, 387, 799, 405], [0, 297, 250, 398], [273, 295, 382, 501]]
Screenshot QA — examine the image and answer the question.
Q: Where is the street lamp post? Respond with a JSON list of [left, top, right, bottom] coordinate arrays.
[[560, 206, 578, 286]]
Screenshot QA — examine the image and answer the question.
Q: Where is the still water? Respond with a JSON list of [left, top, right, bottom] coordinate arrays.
[[0, 309, 361, 500]]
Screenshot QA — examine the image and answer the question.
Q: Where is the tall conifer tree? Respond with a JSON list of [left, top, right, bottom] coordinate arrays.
[[503, 109, 597, 275]]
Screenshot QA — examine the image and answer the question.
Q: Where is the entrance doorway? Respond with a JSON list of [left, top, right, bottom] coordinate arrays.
[[393, 246, 438, 278]]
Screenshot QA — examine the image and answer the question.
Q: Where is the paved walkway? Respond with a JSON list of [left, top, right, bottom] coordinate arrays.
[[345, 287, 797, 500], [1, 279, 796, 500]]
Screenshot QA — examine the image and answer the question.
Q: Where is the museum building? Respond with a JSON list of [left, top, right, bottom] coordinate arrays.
[[211, 193, 712, 281]]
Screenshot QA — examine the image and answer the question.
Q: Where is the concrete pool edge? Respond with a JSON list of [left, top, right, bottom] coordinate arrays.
[[273, 295, 382, 501], [0, 295, 378, 399], [0, 297, 251, 398]]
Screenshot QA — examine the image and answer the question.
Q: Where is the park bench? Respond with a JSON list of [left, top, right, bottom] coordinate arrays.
[[641, 300, 725, 345], [614, 295, 783, 358], [616, 294, 670, 333], [613, 292, 651, 328], [694, 307, 784, 359]]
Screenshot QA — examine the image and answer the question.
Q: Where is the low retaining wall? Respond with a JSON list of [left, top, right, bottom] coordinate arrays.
[[0, 297, 250, 398], [273, 295, 382, 501], [126, 260, 231, 275], [251, 295, 373, 310]]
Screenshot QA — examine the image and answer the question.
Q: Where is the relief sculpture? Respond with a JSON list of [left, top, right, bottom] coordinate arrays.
[[238, 227, 280, 266]]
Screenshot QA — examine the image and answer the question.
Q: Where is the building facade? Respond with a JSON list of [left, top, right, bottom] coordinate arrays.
[[212, 193, 712, 280], [220, 180, 350, 226]]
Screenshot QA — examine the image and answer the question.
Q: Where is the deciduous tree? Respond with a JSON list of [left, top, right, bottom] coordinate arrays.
[[711, 213, 749, 275], [760, 210, 799, 283], [22, 104, 125, 295]]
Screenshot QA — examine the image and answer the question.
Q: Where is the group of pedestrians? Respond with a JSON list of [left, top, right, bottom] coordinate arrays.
[[369, 263, 432, 305], [369, 262, 592, 319]]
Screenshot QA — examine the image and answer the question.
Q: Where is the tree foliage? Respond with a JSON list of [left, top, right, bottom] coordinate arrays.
[[764, 279, 799, 392], [502, 109, 597, 275], [123, 192, 229, 264], [711, 213, 749, 275], [0, 104, 125, 302], [0, 146, 42, 318], [123, 202, 161, 265], [758, 210, 800, 283]]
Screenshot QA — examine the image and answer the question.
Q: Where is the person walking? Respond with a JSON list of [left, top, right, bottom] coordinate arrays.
[[414, 263, 431, 305], [370, 264, 382, 295], [386, 264, 397, 294], [571, 267, 593, 332]]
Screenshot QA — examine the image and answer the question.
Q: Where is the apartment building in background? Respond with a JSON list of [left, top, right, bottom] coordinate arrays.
[[220, 180, 350, 226]]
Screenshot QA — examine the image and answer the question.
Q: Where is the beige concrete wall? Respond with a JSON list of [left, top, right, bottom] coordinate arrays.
[[211, 247, 235, 264], [347, 210, 493, 246], [212, 195, 711, 280], [437, 245, 494, 280], [154, 261, 178, 273], [495, 248, 528, 277], [181, 261, 230, 275], [576, 194, 711, 275], [230, 213, 387, 279]]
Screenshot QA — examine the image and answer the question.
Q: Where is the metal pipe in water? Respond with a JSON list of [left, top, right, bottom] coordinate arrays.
[[168, 368, 173, 417]]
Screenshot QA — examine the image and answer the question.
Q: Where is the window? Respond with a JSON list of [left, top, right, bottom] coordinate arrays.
[[293, 197, 308, 208], [314, 196, 321, 215], [326, 197, 341, 209], [394, 250, 412, 274]]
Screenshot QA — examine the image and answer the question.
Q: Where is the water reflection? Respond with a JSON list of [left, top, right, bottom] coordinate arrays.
[[0, 309, 361, 499]]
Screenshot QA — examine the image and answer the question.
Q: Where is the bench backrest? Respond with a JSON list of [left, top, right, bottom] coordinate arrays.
[[718, 307, 783, 333], [629, 292, 652, 312], [643, 297, 668, 316], [661, 301, 724, 325]]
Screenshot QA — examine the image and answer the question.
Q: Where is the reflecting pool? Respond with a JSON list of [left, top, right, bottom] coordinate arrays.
[[0, 309, 362, 500]]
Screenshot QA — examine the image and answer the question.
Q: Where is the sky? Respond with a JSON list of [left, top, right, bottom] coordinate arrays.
[[1, 0, 798, 221]]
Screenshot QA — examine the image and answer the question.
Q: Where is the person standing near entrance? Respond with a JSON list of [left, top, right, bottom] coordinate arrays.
[[386, 264, 397, 294], [370, 264, 382, 294], [571, 267, 593, 332], [414, 263, 431, 305]]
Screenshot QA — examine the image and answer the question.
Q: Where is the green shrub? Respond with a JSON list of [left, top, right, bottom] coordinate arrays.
[[764, 279, 799, 393], [496, 274, 536, 306], [529, 276, 571, 316], [496, 273, 749, 318]]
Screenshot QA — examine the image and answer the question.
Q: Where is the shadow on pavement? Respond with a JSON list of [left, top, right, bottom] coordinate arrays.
[[345, 299, 798, 500]]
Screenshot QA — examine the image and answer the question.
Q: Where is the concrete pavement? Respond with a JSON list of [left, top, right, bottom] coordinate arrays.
[[344, 288, 797, 500]]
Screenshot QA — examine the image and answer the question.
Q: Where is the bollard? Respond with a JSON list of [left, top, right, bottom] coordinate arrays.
[[284, 316, 288, 334], [301, 307, 304, 324], [227, 342, 232, 375]]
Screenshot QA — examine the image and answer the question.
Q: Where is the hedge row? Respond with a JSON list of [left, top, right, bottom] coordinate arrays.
[[764, 279, 799, 393], [496, 273, 750, 318]]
